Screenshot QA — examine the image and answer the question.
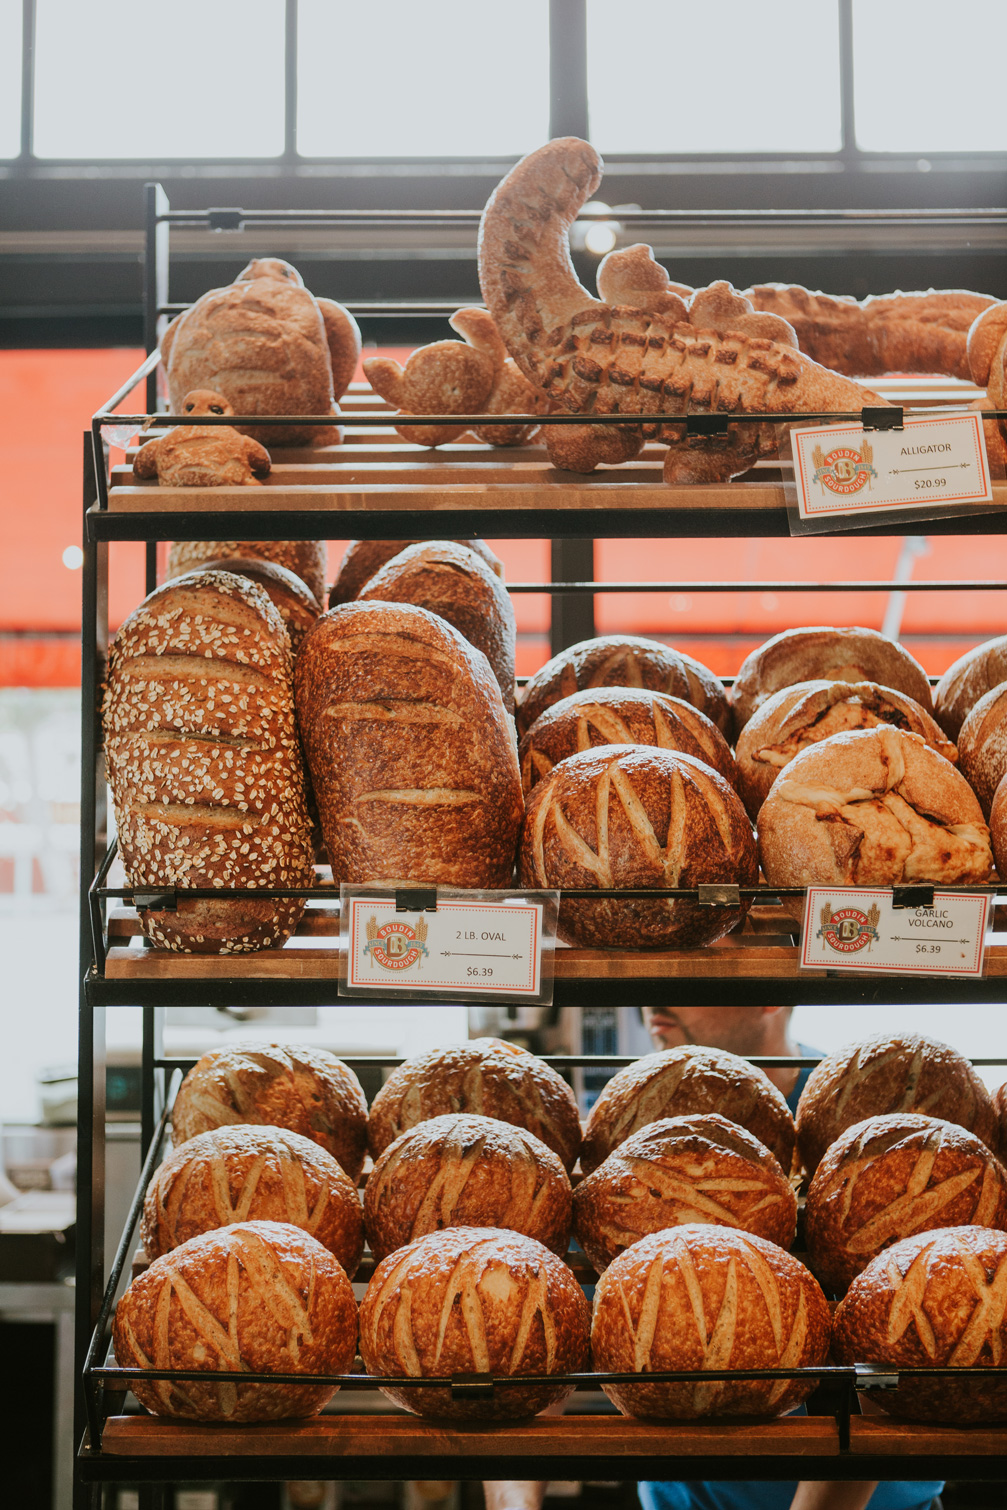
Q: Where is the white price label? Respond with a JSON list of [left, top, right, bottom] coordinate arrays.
[[792, 413, 992, 520], [800, 887, 990, 977], [344, 894, 547, 997]]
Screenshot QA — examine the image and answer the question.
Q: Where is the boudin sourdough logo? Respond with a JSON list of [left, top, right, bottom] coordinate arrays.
[[817, 899, 881, 954], [363, 914, 429, 971], [811, 439, 878, 496]]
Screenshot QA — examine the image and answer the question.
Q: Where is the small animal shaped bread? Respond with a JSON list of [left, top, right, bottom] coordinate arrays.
[[133, 391, 271, 486]]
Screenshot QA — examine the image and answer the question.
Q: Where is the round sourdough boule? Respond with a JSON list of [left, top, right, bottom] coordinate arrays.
[[329, 537, 503, 606], [518, 686, 738, 797], [516, 635, 730, 738], [518, 746, 757, 951], [142, 1125, 365, 1276], [166, 539, 328, 605], [805, 1113, 1007, 1294], [935, 635, 1007, 741], [364, 1113, 572, 1261], [591, 1226, 831, 1420], [730, 626, 933, 738], [193, 557, 322, 654], [580, 1046, 795, 1176], [795, 1032, 998, 1176], [735, 679, 958, 822], [112, 1220, 357, 1422], [367, 1037, 581, 1172], [358, 1227, 590, 1420], [832, 1226, 1007, 1422], [572, 1112, 797, 1271], [958, 681, 1007, 816], [172, 1043, 369, 1181]]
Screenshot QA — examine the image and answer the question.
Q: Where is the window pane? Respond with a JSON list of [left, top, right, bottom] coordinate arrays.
[[854, 0, 1007, 151], [33, 0, 284, 158], [587, 0, 842, 154], [298, 0, 549, 157], [0, 0, 22, 157]]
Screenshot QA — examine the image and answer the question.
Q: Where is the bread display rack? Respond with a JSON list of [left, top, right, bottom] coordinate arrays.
[[76, 189, 1007, 1499]]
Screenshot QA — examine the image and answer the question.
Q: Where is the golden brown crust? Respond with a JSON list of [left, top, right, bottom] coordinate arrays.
[[315, 296, 362, 401], [968, 302, 1007, 387], [541, 422, 643, 471], [597, 245, 692, 319], [363, 315, 502, 447], [167, 540, 328, 605], [329, 538, 503, 607], [995, 1080, 1007, 1164], [958, 681, 1007, 816], [935, 636, 1007, 743], [133, 390, 271, 486], [192, 558, 321, 655], [990, 772, 1007, 882]]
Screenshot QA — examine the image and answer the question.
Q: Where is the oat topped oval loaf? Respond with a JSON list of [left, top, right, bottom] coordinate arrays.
[[580, 1045, 795, 1176], [142, 1124, 365, 1276], [367, 1037, 581, 1172], [795, 1032, 997, 1176], [518, 687, 738, 797], [518, 745, 757, 952], [172, 1043, 369, 1181], [295, 601, 523, 888], [591, 1226, 831, 1420], [358, 1226, 590, 1421], [805, 1112, 1007, 1294], [516, 635, 730, 738], [112, 1220, 358, 1422], [364, 1112, 572, 1262], [167, 539, 329, 606], [189, 558, 322, 655], [957, 681, 1007, 816], [573, 1112, 797, 1272], [934, 634, 1007, 741], [329, 537, 503, 607], [102, 569, 314, 954]]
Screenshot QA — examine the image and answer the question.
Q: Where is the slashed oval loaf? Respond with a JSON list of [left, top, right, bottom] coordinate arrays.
[[112, 1220, 357, 1422], [991, 772, 1007, 882], [958, 681, 1007, 816], [358, 1226, 590, 1420], [367, 1037, 581, 1172], [581, 1045, 795, 1176], [591, 1225, 831, 1420], [167, 540, 328, 606], [573, 1112, 797, 1271], [796, 1032, 997, 1176], [142, 1124, 365, 1276], [329, 537, 503, 606], [518, 746, 757, 951], [191, 558, 321, 655], [295, 602, 523, 887], [935, 635, 1007, 741], [172, 1043, 369, 1182], [364, 1112, 572, 1261], [102, 570, 314, 953]]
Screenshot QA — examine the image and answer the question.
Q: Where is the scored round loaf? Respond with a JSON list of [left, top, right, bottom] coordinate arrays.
[[573, 1112, 797, 1271], [591, 1226, 831, 1420], [367, 1037, 581, 1172], [142, 1125, 365, 1276], [934, 635, 1007, 741], [112, 1220, 357, 1422], [295, 601, 523, 888], [329, 538, 503, 607], [990, 770, 1007, 880], [730, 626, 933, 738], [518, 687, 738, 797], [167, 539, 328, 605], [958, 681, 1007, 816], [832, 1226, 1007, 1422], [580, 1046, 795, 1176], [191, 558, 321, 655], [359, 1227, 590, 1420], [517, 635, 730, 738], [518, 745, 757, 951], [735, 680, 958, 822], [364, 1113, 572, 1261], [172, 1043, 369, 1182], [995, 1080, 1007, 1164], [805, 1113, 1007, 1294], [795, 1032, 998, 1176]]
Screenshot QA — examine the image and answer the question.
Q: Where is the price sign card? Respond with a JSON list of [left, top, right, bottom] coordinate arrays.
[[800, 886, 991, 977], [792, 413, 992, 522]]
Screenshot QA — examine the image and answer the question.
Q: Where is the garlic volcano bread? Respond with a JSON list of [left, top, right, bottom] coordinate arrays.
[[192, 558, 321, 655], [832, 1226, 1007, 1422], [102, 570, 314, 953], [935, 634, 1007, 740], [805, 1113, 1007, 1294], [519, 686, 737, 797], [142, 1125, 364, 1276], [329, 537, 503, 606], [172, 1043, 368, 1182], [112, 1220, 357, 1422], [364, 1113, 572, 1262], [958, 681, 1007, 816], [516, 634, 729, 738], [358, 1226, 590, 1420], [518, 746, 757, 951], [573, 1112, 796, 1271], [795, 1032, 997, 1176], [735, 680, 957, 822], [167, 539, 328, 607], [581, 1046, 795, 1176], [367, 1037, 581, 1172], [295, 601, 523, 888], [591, 1226, 830, 1420]]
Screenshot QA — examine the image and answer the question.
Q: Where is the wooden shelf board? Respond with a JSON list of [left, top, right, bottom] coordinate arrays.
[[849, 1415, 1007, 1456]]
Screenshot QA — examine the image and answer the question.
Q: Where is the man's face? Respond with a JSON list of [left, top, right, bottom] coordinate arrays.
[[641, 1006, 774, 1057]]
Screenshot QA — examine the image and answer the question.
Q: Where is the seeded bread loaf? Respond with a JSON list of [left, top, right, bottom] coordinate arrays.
[[167, 539, 328, 605], [934, 636, 1007, 741], [329, 537, 503, 606]]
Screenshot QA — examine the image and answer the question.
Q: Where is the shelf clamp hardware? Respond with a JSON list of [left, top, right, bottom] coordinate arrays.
[[861, 405, 904, 432], [854, 1364, 900, 1391], [697, 883, 741, 907], [396, 887, 438, 913], [450, 1372, 495, 1401], [207, 207, 244, 232], [686, 414, 731, 437], [892, 884, 934, 909], [132, 889, 177, 912]]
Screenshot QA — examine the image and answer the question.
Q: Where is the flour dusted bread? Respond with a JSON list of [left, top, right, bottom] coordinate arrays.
[[591, 1226, 830, 1420], [958, 682, 1007, 815], [367, 1038, 581, 1172], [172, 1043, 368, 1181], [112, 1220, 357, 1422], [796, 1032, 997, 1176], [329, 537, 502, 607], [358, 1227, 590, 1420], [581, 1046, 795, 1176], [167, 539, 328, 606], [935, 636, 1007, 741], [573, 1113, 796, 1272], [142, 1125, 364, 1276]]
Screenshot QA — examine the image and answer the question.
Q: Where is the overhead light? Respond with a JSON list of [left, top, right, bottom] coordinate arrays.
[[62, 545, 83, 569], [584, 221, 618, 257], [572, 200, 621, 257]]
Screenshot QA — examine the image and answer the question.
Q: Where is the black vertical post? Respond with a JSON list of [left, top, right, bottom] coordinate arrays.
[[143, 183, 169, 414], [838, 0, 857, 161], [550, 538, 595, 656], [284, 0, 299, 161], [19, 0, 35, 161], [549, 0, 589, 140], [140, 1006, 165, 1162]]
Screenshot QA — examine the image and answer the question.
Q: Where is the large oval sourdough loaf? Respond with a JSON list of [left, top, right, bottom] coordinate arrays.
[[935, 635, 1007, 741], [329, 537, 503, 606], [958, 681, 1007, 816]]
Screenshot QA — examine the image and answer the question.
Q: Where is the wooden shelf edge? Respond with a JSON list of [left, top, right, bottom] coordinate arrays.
[[848, 1415, 1007, 1455]]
